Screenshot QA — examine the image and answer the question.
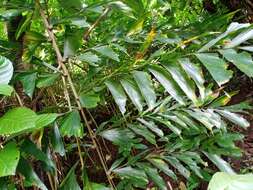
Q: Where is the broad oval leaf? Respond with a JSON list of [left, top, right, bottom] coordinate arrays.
[[208, 172, 253, 190], [0, 56, 13, 84], [0, 84, 13, 96], [0, 142, 20, 177], [0, 107, 37, 135], [60, 110, 83, 137]]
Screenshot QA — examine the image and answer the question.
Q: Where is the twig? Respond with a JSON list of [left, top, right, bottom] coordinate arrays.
[[83, 7, 110, 41]]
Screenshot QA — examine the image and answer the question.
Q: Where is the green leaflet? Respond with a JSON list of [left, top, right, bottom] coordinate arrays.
[[196, 53, 233, 86], [80, 91, 100, 108], [93, 45, 119, 62], [179, 58, 206, 100], [63, 28, 83, 59], [0, 107, 57, 135], [208, 172, 253, 190], [59, 163, 81, 190], [20, 139, 55, 172], [99, 128, 135, 145], [128, 124, 156, 145], [199, 22, 250, 52], [0, 84, 13, 96], [50, 123, 65, 156], [215, 109, 250, 128], [148, 158, 177, 180], [138, 163, 167, 190], [149, 65, 186, 105], [60, 110, 83, 137], [113, 166, 148, 188], [36, 73, 60, 88], [105, 80, 127, 114], [225, 29, 253, 48], [203, 152, 235, 174], [78, 52, 101, 66], [0, 142, 20, 177], [163, 62, 199, 105], [137, 118, 164, 138], [16, 72, 37, 98], [0, 55, 13, 84], [163, 156, 190, 179], [219, 49, 253, 78], [120, 78, 144, 112], [17, 157, 48, 190], [132, 71, 156, 109]]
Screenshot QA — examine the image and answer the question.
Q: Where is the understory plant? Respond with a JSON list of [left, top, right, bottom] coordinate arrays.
[[0, 0, 253, 189]]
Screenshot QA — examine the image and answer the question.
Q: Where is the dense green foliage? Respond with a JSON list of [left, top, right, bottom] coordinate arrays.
[[0, 0, 253, 189]]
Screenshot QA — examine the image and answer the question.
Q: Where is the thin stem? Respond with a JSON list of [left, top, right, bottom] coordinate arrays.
[[83, 7, 110, 41], [36, 1, 115, 188]]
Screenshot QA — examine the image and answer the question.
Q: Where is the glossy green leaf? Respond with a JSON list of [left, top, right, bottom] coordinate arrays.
[[225, 29, 253, 48], [0, 142, 20, 177], [150, 116, 181, 136], [60, 111, 83, 137], [80, 91, 100, 108], [100, 128, 135, 145], [0, 107, 37, 135], [137, 118, 164, 137], [138, 163, 167, 190], [16, 72, 37, 98], [163, 62, 198, 105], [17, 157, 48, 190], [78, 52, 101, 66], [219, 49, 253, 78], [199, 22, 250, 52], [215, 109, 250, 128], [50, 123, 65, 156], [113, 166, 148, 187], [196, 53, 233, 86], [148, 158, 177, 180], [133, 71, 156, 109], [21, 139, 55, 172], [179, 58, 206, 100], [36, 73, 60, 88], [149, 65, 186, 105], [93, 46, 119, 62], [128, 124, 156, 145], [59, 164, 81, 190], [163, 156, 190, 179], [0, 9, 22, 21], [208, 172, 253, 190], [35, 113, 58, 129], [204, 152, 235, 174], [176, 154, 203, 178], [0, 84, 13, 96], [90, 183, 110, 190], [64, 28, 82, 58], [105, 80, 127, 114], [120, 78, 143, 112], [0, 56, 13, 84]]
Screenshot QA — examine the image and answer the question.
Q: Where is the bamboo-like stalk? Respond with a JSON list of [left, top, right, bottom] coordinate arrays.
[[36, 1, 115, 189]]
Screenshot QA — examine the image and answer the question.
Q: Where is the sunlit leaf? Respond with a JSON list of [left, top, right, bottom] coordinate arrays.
[[0, 142, 20, 177]]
